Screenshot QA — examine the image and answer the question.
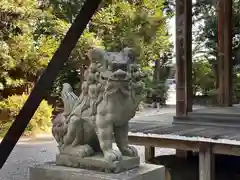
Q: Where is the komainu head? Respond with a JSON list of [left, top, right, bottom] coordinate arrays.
[[87, 47, 137, 83]]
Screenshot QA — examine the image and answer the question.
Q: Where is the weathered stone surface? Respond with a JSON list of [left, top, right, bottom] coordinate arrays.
[[56, 153, 140, 173], [29, 163, 165, 180], [51, 47, 145, 171]]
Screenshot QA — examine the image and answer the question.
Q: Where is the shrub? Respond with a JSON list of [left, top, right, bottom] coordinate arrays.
[[232, 74, 240, 104], [192, 58, 215, 95], [0, 93, 53, 137], [144, 81, 168, 104]]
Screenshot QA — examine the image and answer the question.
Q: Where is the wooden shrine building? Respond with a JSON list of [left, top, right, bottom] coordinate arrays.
[[128, 0, 240, 180]]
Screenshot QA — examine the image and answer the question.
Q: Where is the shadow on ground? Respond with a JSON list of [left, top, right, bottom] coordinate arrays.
[[149, 154, 240, 180]]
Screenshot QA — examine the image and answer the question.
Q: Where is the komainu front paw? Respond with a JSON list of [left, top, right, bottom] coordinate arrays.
[[63, 134, 72, 145], [121, 145, 138, 157], [104, 149, 123, 163], [60, 144, 94, 157]]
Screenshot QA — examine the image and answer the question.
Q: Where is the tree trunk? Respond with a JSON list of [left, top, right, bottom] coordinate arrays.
[[153, 59, 160, 82]]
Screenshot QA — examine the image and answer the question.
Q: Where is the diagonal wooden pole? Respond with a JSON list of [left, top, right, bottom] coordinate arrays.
[[0, 0, 102, 168]]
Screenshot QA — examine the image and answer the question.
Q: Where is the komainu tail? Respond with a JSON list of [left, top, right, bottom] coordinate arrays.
[[61, 83, 78, 116]]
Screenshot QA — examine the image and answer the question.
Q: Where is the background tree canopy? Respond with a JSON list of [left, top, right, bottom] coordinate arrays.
[[0, 0, 173, 101], [2, 0, 240, 104], [0, 0, 174, 136], [3, 0, 240, 135], [191, 0, 240, 99]]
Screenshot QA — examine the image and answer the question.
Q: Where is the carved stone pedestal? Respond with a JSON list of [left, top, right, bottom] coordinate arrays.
[[29, 163, 165, 180], [56, 154, 140, 173]]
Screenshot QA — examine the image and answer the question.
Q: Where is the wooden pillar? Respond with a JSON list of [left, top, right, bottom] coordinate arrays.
[[176, 0, 186, 116], [176, 149, 188, 158], [199, 144, 215, 180], [145, 146, 155, 163], [176, 0, 192, 116], [184, 0, 193, 112], [223, 0, 232, 106], [217, 0, 225, 106], [217, 0, 233, 106]]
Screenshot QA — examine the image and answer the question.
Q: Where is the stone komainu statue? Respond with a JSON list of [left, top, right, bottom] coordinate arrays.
[[52, 47, 145, 168]]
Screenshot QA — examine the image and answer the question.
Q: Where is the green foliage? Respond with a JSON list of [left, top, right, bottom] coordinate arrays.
[[49, 0, 84, 23], [0, 122, 12, 137], [50, 30, 104, 99], [192, 0, 240, 97], [193, 0, 240, 65], [0, 0, 102, 100], [48, 0, 173, 101], [0, 94, 53, 136], [0, 0, 64, 96], [192, 58, 215, 95], [90, 0, 172, 67], [232, 72, 240, 103], [142, 73, 168, 104], [0, 0, 173, 107], [0, 0, 174, 137]]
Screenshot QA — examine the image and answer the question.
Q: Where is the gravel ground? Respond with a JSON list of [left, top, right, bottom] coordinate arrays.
[[0, 140, 58, 180], [0, 139, 175, 180], [0, 107, 176, 180]]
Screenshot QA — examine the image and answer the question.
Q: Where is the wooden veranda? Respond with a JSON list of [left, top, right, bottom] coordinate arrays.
[[0, 0, 236, 180], [128, 0, 236, 180]]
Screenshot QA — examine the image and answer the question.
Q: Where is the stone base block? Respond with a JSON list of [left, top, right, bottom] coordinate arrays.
[[29, 163, 165, 180], [56, 153, 140, 173]]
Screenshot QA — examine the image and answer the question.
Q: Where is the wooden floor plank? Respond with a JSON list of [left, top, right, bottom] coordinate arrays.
[[129, 123, 161, 133], [146, 125, 189, 134], [141, 125, 175, 134], [129, 108, 240, 145], [184, 127, 226, 139], [173, 127, 207, 136], [211, 129, 239, 140], [129, 121, 240, 143], [226, 134, 240, 141]]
